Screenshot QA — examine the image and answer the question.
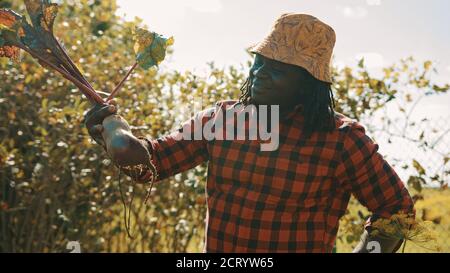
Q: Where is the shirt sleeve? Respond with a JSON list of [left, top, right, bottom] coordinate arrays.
[[334, 122, 415, 227], [138, 106, 216, 182]]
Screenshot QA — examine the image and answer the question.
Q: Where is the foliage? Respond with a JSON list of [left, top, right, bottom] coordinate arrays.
[[337, 189, 450, 253], [0, 0, 448, 252], [370, 213, 439, 252], [0, 0, 200, 252], [133, 27, 174, 70], [0, 1, 104, 104], [1, 0, 173, 105]]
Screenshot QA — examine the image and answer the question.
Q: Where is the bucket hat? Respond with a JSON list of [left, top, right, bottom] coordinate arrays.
[[249, 13, 336, 83]]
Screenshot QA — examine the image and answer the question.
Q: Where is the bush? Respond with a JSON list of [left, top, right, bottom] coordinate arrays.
[[0, 0, 448, 252]]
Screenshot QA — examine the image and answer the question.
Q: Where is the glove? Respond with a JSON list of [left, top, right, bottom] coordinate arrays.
[[352, 229, 404, 253], [84, 101, 118, 149]]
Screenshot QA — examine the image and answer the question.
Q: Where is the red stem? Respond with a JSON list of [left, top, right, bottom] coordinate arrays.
[[51, 35, 95, 92], [107, 62, 138, 102], [17, 44, 104, 105]]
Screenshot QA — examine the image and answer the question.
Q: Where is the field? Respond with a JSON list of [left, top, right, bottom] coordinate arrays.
[[336, 188, 450, 253], [1, 0, 448, 254], [104, 187, 450, 253]]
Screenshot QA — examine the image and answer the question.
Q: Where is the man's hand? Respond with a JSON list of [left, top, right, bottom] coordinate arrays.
[[84, 100, 153, 173], [84, 101, 118, 149], [352, 230, 404, 253]]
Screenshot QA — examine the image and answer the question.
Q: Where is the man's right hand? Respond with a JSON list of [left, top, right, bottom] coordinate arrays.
[[84, 100, 154, 181], [84, 102, 118, 149]]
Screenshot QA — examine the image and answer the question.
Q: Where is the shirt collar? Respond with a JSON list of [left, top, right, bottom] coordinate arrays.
[[282, 104, 304, 121]]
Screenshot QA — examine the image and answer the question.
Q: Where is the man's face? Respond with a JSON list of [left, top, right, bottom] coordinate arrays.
[[250, 54, 305, 108]]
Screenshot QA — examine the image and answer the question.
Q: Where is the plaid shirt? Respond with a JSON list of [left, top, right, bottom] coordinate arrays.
[[140, 100, 414, 253]]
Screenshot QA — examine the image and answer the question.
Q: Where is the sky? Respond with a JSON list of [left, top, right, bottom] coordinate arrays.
[[115, 0, 449, 182], [116, 0, 449, 117], [116, 0, 450, 76]]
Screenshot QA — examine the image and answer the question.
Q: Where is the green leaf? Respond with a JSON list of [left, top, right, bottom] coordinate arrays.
[[0, 44, 20, 60], [42, 2, 58, 32], [24, 0, 45, 28], [23, 0, 59, 32], [412, 159, 426, 175], [0, 9, 24, 44], [432, 84, 449, 93], [358, 58, 365, 68], [20, 21, 57, 61], [419, 131, 424, 141], [133, 27, 174, 70], [0, 9, 23, 60], [4, 5, 64, 69], [407, 176, 424, 193], [0, 8, 23, 29], [22, 1, 68, 66], [346, 234, 355, 244]]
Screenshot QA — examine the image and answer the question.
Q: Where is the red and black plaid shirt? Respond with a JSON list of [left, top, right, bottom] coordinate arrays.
[[140, 100, 414, 253]]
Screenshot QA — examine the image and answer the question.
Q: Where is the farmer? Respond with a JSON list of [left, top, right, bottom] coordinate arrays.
[[85, 13, 415, 253]]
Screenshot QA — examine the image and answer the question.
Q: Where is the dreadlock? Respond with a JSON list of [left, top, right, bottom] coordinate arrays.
[[239, 74, 254, 106], [239, 68, 336, 133]]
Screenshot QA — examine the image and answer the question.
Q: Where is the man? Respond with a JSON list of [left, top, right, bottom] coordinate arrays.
[[85, 13, 414, 253]]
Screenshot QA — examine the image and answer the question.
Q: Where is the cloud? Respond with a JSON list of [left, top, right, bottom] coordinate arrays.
[[116, 0, 223, 37], [366, 0, 382, 6], [447, 65, 450, 73], [184, 0, 223, 13], [117, 0, 223, 24], [336, 6, 368, 19], [333, 60, 346, 70], [355, 52, 385, 68]]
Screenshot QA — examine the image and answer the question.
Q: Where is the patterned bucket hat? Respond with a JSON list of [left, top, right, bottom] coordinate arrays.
[[248, 13, 336, 83]]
